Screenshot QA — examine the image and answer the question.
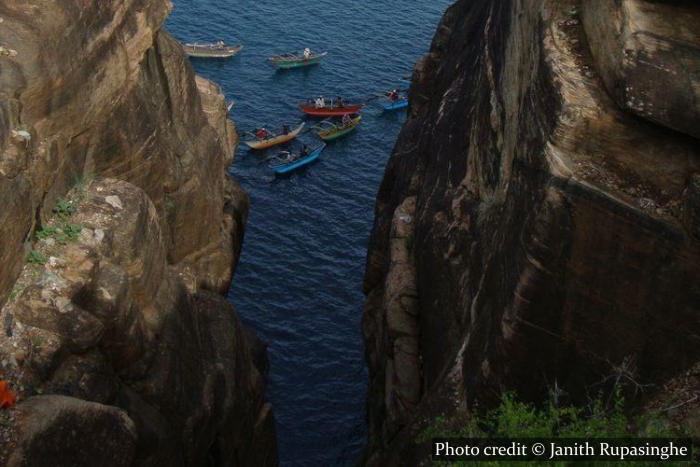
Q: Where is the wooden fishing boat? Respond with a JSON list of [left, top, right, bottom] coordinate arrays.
[[183, 41, 243, 58], [315, 116, 361, 141], [269, 51, 328, 69], [244, 122, 305, 150], [298, 103, 364, 117], [268, 143, 326, 174], [382, 99, 408, 111]]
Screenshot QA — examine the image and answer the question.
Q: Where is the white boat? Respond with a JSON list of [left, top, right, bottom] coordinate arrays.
[[183, 41, 243, 58]]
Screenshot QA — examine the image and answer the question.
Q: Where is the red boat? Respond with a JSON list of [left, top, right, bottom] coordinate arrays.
[[298, 103, 364, 117]]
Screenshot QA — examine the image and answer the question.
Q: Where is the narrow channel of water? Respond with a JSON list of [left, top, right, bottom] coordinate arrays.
[[167, 1, 452, 464]]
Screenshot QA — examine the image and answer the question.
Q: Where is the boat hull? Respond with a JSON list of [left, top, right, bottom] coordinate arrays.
[[244, 123, 305, 150], [382, 100, 408, 110], [269, 52, 327, 69], [184, 44, 243, 58], [317, 116, 361, 141], [299, 104, 364, 117], [270, 144, 326, 174]]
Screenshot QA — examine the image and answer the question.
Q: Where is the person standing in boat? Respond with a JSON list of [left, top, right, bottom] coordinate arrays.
[[256, 128, 268, 140], [282, 124, 290, 135], [336, 96, 345, 108], [315, 95, 325, 108], [303, 48, 311, 59]]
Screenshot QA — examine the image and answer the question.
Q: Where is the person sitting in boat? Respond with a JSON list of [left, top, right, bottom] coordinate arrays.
[[303, 48, 311, 59], [282, 124, 290, 135], [342, 113, 352, 126], [388, 89, 400, 101], [256, 128, 268, 140], [336, 96, 345, 108], [300, 144, 310, 157], [315, 95, 325, 108], [215, 40, 225, 49]]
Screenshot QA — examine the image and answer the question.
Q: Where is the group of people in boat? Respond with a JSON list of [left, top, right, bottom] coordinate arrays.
[[249, 54, 407, 167], [312, 95, 347, 109], [283, 144, 310, 162]]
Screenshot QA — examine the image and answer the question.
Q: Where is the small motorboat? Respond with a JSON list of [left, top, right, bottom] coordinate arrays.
[[268, 143, 327, 174], [183, 41, 243, 58], [315, 116, 361, 141], [299, 102, 364, 117], [269, 50, 328, 69], [244, 122, 305, 150], [382, 99, 408, 111]]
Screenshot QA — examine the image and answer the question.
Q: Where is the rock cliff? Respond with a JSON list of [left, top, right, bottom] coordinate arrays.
[[363, 0, 700, 463], [0, 0, 275, 465]]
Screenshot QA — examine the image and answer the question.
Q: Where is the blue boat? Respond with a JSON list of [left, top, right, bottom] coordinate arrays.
[[268, 143, 327, 174], [382, 99, 408, 111]]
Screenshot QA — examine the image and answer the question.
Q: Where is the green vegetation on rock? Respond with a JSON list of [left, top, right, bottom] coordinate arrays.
[[418, 388, 694, 466], [26, 250, 46, 265]]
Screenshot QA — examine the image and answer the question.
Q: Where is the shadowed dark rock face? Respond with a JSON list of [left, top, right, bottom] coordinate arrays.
[[0, 0, 276, 465], [362, 0, 700, 464]]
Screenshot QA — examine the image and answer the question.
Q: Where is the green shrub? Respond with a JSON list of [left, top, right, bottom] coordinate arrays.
[[27, 250, 46, 265], [36, 222, 81, 244], [54, 223, 82, 244], [36, 226, 57, 239], [417, 388, 690, 466], [72, 173, 93, 199], [53, 198, 75, 217]]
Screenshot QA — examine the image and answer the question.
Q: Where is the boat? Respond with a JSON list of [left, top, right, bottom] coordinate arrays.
[[183, 41, 243, 58], [315, 116, 361, 141], [244, 122, 305, 150], [382, 99, 409, 111], [268, 143, 327, 174], [269, 51, 328, 69], [298, 103, 364, 117]]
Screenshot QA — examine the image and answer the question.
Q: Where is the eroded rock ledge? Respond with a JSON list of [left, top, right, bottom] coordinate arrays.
[[0, 0, 275, 465], [363, 0, 700, 464]]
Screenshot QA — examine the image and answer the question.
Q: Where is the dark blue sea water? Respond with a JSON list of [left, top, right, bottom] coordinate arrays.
[[166, 1, 451, 465]]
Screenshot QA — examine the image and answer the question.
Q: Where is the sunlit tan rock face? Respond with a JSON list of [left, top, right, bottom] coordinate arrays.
[[362, 0, 700, 464], [0, 0, 275, 465], [0, 0, 244, 300]]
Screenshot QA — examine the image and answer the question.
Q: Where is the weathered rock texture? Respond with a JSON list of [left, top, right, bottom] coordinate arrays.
[[0, 0, 244, 299], [363, 0, 700, 464], [0, 0, 275, 465]]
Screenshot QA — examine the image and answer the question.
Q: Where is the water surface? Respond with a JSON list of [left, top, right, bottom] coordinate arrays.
[[166, 1, 452, 464]]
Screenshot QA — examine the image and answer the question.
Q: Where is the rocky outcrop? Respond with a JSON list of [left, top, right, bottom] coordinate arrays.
[[0, 0, 243, 299], [0, 0, 275, 465], [8, 395, 138, 467], [363, 0, 700, 464]]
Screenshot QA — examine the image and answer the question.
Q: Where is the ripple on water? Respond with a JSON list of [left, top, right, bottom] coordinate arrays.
[[167, 1, 452, 465]]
